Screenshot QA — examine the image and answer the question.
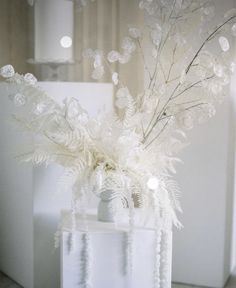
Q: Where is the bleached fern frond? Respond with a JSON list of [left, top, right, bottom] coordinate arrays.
[[114, 87, 136, 128], [160, 136, 188, 157], [59, 158, 88, 190], [127, 173, 145, 207], [49, 129, 85, 151], [100, 173, 122, 193], [10, 114, 34, 132], [95, 171, 127, 205], [170, 209, 183, 230], [16, 149, 54, 166], [131, 192, 143, 208], [123, 92, 136, 128], [164, 178, 182, 213]]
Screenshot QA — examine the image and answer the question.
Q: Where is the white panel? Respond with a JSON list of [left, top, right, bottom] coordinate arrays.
[[33, 82, 113, 288], [0, 83, 34, 288], [62, 231, 156, 288], [0, 81, 113, 288], [38, 81, 114, 115], [61, 213, 172, 288]]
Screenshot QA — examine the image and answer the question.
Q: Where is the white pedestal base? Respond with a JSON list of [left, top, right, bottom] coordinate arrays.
[[61, 214, 172, 288]]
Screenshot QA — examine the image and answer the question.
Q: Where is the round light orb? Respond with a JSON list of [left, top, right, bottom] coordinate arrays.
[[147, 177, 159, 190], [60, 36, 72, 48]]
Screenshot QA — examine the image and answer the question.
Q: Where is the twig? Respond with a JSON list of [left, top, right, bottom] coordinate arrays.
[[137, 39, 152, 82], [144, 119, 171, 149], [142, 83, 180, 143], [166, 44, 177, 82], [172, 75, 214, 99], [185, 15, 236, 73]]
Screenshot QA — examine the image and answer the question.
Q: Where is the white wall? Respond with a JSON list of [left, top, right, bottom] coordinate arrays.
[[172, 1, 236, 286], [172, 98, 234, 287], [230, 66, 236, 272], [0, 83, 34, 288], [33, 82, 113, 288]]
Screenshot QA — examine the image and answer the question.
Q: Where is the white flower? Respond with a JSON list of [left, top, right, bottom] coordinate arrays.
[[112, 72, 119, 85], [198, 51, 214, 68], [198, 103, 216, 123], [203, 6, 215, 18], [174, 33, 186, 47], [177, 111, 194, 130], [139, 1, 145, 9], [195, 66, 207, 79], [213, 64, 224, 78], [181, 0, 191, 9], [230, 62, 235, 73], [122, 37, 136, 53], [115, 87, 130, 109], [150, 25, 162, 46], [129, 27, 142, 39], [0, 65, 15, 78], [179, 70, 186, 84], [93, 55, 102, 68], [206, 103, 216, 118], [13, 93, 26, 107], [24, 73, 37, 85], [33, 102, 47, 115], [92, 66, 104, 80], [220, 74, 230, 86], [118, 52, 131, 64], [175, 0, 182, 7], [218, 36, 230, 52], [146, 4, 156, 15], [107, 50, 120, 63], [143, 98, 158, 113], [66, 98, 88, 120], [152, 48, 158, 58], [115, 97, 128, 109], [208, 80, 223, 95], [83, 48, 94, 58], [232, 23, 236, 36], [224, 8, 236, 19], [158, 83, 166, 95]]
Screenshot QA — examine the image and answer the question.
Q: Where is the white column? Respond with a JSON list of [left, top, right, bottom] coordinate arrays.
[[34, 0, 74, 62]]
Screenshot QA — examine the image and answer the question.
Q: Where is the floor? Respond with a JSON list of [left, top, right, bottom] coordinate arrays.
[[0, 272, 22, 288], [172, 273, 236, 288], [172, 271, 236, 288], [0, 271, 236, 288]]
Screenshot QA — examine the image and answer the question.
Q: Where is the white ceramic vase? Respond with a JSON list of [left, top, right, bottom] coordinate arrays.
[[97, 190, 122, 222]]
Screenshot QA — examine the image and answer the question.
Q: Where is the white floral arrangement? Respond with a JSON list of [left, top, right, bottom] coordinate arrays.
[[1, 1, 236, 232]]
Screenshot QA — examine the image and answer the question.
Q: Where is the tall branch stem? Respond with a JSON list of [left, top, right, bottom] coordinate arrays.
[[186, 15, 236, 73]]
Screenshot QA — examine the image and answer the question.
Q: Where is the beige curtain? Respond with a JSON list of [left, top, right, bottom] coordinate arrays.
[[70, 0, 144, 96], [0, 0, 32, 74]]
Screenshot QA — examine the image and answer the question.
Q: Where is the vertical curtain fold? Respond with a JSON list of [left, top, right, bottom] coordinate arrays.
[[72, 0, 144, 97], [0, 0, 31, 74]]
